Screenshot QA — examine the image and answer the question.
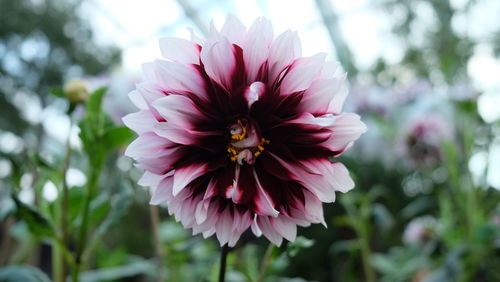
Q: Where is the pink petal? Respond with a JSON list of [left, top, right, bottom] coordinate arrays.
[[270, 216, 297, 242], [235, 211, 252, 233], [225, 166, 243, 203], [323, 113, 367, 152], [128, 90, 147, 110], [330, 162, 355, 193], [243, 81, 266, 107], [200, 35, 236, 91], [150, 175, 174, 205], [193, 201, 218, 234], [251, 168, 280, 217], [159, 37, 200, 64], [280, 53, 326, 95], [153, 59, 207, 99], [138, 171, 168, 187], [268, 30, 302, 84], [220, 15, 247, 46], [303, 189, 327, 226], [268, 153, 335, 203], [300, 76, 346, 114], [251, 215, 262, 236], [257, 216, 283, 246], [319, 61, 340, 79], [302, 159, 354, 193], [184, 26, 202, 43], [327, 79, 348, 114], [243, 17, 273, 82], [152, 95, 202, 129], [135, 82, 165, 106], [153, 122, 195, 145], [172, 163, 208, 196], [215, 207, 233, 246], [122, 110, 156, 134], [125, 132, 171, 159], [195, 199, 210, 224], [136, 150, 181, 175]]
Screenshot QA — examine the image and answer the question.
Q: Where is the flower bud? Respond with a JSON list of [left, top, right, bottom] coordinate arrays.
[[64, 80, 89, 104]]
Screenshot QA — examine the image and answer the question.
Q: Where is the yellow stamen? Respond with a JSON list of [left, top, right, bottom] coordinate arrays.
[[231, 120, 247, 141]]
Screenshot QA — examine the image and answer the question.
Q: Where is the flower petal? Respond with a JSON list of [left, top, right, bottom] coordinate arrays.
[[330, 162, 355, 193], [220, 15, 247, 46], [268, 30, 302, 84], [150, 175, 174, 205], [152, 95, 202, 129], [128, 90, 147, 110], [215, 206, 233, 246], [153, 122, 195, 145], [152, 59, 207, 99], [270, 216, 297, 242], [268, 153, 335, 202], [303, 189, 327, 226], [159, 37, 200, 64], [200, 35, 236, 91], [251, 168, 280, 217], [122, 110, 157, 134], [323, 113, 367, 152], [138, 171, 168, 187], [243, 17, 273, 82], [280, 53, 326, 95], [172, 163, 208, 196], [257, 216, 283, 246], [125, 132, 172, 159], [243, 81, 266, 107], [300, 75, 347, 115]]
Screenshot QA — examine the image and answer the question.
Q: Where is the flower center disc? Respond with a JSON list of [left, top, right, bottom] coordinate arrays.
[[227, 119, 269, 165]]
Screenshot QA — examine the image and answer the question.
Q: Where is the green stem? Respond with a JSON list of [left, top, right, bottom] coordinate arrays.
[[218, 244, 229, 282], [60, 118, 73, 281], [73, 167, 100, 282], [360, 230, 376, 282], [256, 243, 275, 282], [149, 205, 165, 282]]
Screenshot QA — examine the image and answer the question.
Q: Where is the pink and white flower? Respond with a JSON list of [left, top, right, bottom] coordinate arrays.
[[123, 17, 366, 247], [400, 115, 452, 167], [403, 216, 438, 244]]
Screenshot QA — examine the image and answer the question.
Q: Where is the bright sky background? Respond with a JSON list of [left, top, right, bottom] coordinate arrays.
[[80, 0, 500, 190], [80, 0, 500, 89], [82, 0, 395, 72]]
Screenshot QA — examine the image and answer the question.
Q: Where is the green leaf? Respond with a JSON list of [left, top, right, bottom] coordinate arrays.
[[68, 186, 86, 228], [79, 257, 155, 282], [102, 126, 135, 149], [12, 195, 56, 239], [86, 87, 107, 116], [372, 203, 394, 233], [49, 87, 65, 98], [0, 265, 51, 282], [286, 236, 314, 257], [329, 239, 361, 255], [85, 185, 133, 256]]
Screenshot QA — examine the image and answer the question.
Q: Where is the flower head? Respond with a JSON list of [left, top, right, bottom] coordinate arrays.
[[400, 115, 452, 167], [123, 17, 366, 246], [403, 216, 438, 245]]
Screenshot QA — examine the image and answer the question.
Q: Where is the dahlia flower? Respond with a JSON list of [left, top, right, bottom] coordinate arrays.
[[403, 216, 438, 244], [401, 115, 452, 167], [123, 17, 366, 247]]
